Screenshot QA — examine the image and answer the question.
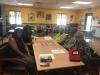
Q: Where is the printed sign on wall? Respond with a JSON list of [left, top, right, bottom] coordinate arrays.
[[70, 15, 74, 23]]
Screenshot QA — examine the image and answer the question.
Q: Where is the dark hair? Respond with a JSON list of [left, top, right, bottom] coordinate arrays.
[[23, 25, 31, 32], [12, 28, 22, 38]]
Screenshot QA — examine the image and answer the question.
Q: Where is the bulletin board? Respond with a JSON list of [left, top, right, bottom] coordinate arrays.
[[92, 14, 100, 26]]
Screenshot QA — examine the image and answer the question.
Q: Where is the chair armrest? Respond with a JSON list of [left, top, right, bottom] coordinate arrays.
[[0, 58, 26, 64]]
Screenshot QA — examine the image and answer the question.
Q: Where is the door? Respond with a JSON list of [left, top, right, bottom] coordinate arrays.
[[85, 13, 93, 31]]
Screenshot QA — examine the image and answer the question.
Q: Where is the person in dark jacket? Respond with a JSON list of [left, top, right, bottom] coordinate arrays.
[[0, 29, 36, 75], [22, 25, 34, 56]]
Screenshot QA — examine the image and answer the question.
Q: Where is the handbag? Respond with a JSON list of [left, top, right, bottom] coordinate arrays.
[[68, 41, 83, 61], [68, 47, 83, 61]]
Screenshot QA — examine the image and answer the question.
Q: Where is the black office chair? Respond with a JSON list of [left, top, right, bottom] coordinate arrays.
[[0, 58, 28, 75], [36, 26, 43, 36], [0, 37, 27, 75]]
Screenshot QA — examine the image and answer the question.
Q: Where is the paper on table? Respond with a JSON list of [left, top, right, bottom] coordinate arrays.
[[44, 36, 53, 40], [39, 54, 55, 59], [51, 48, 65, 54], [31, 36, 34, 38], [65, 34, 68, 36], [54, 48, 66, 50]]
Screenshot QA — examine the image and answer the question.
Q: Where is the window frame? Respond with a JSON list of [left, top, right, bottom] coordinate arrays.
[[9, 11, 22, 25], [57, 13, 67, 26]]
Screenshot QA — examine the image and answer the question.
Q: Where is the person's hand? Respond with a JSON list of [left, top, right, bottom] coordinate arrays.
[[64, 44, 67, 48], [24, 55, 34, 63]]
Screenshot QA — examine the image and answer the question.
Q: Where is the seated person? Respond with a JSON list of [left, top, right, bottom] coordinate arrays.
[[0, 29, 36, 75], [54, 28, 66, 44], [62, 36, 74, 49], [63, 32, 85, 49], [63, 32, 100, 74], [22, 25, 34, 56], [63, 32, 99, 60], [37, 26, 42, 33]]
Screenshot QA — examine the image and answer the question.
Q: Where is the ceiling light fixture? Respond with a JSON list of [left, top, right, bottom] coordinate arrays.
[[17, 3, 33, 6], [73, 1, 92, 4], [60, 6, 73, 9]]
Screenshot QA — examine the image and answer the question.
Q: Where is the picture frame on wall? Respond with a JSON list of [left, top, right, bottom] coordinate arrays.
[[70, 15, 74, 23], [46, 14, 52, 20], [37, 11, 44, 18], [28, 13, 35, 21]]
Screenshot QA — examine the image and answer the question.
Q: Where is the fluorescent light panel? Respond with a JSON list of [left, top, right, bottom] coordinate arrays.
[[73, 1, 92, 4], [17, 3, 33, 6], [60, 6, 73, 9]]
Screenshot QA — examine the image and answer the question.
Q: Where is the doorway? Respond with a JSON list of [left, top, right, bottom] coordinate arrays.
[[85, 13, 93, 31]]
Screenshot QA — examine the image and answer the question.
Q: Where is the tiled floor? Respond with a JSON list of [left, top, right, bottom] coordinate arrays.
[[90, 38, 100, 56]]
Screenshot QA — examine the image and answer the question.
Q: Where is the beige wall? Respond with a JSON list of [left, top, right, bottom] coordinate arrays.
[[78, 7, 100, 27], [4, 5, 79, 25]]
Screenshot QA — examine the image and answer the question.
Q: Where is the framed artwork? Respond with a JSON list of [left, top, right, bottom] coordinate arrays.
[[28, 13, 35, 21], [93, 15, 99, 20], [37, 11, 44, 18], [70, 15, 74, 23], [46, 14, 52, 20]]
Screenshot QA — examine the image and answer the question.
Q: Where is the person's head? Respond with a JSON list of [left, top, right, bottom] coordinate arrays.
[[74, 32, 84, 42], [23, 25, 32, 33], [59, 28, 64, 34], [13, 29, 23, 38], [77, 26, 81, 32]]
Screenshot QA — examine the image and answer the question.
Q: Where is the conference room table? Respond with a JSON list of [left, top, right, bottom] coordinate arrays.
[[32, 36, 85, 74]]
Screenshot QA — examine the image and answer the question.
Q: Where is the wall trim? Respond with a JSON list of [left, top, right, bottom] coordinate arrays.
[[94, 37, 100, 40], [92, 26, 100, 28]]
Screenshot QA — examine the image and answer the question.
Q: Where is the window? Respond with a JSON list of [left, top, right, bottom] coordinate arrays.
[[9, 11, 22, 25], [57, 14, 67, 26], [85, 13, 93, 31]]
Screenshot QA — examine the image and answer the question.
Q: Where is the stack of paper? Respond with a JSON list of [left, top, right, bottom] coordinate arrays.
[[51, 48, 65, 54], [44, 36, 53, 40]]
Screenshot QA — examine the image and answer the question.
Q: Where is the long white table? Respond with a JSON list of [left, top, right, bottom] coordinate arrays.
[[32, 36, 84, 71]]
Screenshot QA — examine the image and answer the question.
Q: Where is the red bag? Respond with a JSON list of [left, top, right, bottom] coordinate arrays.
[[68, 47, 83, 61]]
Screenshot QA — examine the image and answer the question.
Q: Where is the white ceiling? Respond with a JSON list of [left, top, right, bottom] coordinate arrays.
[[0, 0, 100, 9]]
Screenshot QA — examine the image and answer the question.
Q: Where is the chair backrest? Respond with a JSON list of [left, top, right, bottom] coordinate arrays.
[[0, 37, 3, 46], [91, 29, 96, 36], [37, 26, 42, 33], [84, 29, 96, 43], [85, 29, 96, 38]]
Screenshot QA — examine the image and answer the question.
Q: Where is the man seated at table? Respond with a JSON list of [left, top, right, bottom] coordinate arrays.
[[54, 28, 66, 44]]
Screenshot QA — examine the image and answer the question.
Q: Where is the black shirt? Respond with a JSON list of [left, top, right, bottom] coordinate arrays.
[[23, 32, 32, 43], [14, 36, 27, 54]]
